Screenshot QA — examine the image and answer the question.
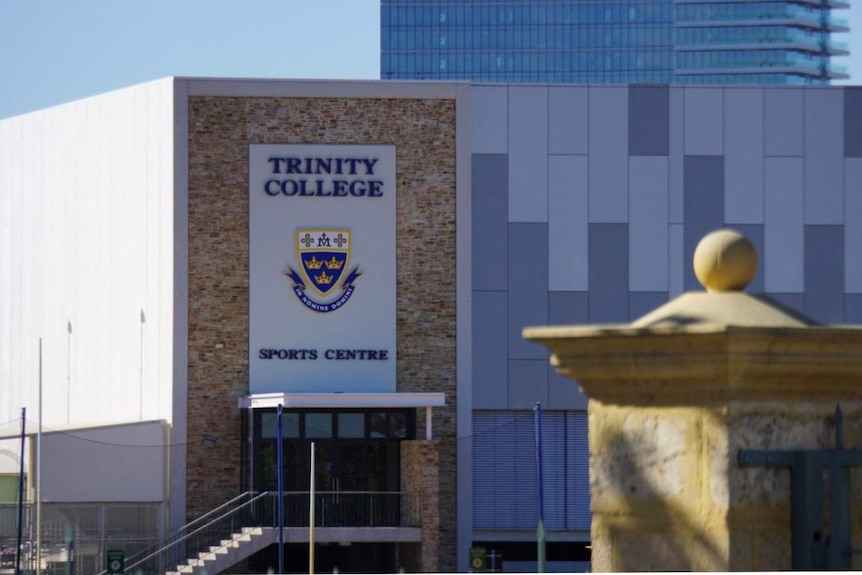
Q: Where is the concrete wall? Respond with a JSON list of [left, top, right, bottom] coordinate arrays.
[[40, 421, 168, 502], [0, 79, 177, 438]]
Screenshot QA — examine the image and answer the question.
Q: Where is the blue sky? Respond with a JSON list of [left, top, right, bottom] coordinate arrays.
[[0, 0, 859, 120]]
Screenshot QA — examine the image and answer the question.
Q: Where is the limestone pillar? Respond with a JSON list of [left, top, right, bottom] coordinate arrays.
[[524, 230, 862, 571]]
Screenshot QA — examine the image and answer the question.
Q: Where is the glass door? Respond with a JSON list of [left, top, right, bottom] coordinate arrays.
[[312, 443, 368, 526]]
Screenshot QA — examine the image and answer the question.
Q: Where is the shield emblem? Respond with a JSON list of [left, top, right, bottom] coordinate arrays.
[[296, 229, 351, 297]]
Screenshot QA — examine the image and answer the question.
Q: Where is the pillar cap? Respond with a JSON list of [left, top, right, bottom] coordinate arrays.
[[693, 229, 757, 293], [522, 229, 862, 405]]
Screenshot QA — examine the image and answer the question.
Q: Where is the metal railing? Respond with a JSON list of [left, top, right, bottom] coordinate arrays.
[[0, 502, 161, 575], [101, 491, 420, 575], [0, 492, 418, 574], [263, 490, 421, 529], [111, 491, 267, 575]]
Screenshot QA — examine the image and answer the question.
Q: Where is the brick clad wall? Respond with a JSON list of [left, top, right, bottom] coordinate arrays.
[[400, 440, 441, 572], [186, 95, 458, 570]]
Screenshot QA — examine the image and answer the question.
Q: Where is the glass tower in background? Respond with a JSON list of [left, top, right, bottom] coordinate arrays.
[[381, 0, 849, 84]]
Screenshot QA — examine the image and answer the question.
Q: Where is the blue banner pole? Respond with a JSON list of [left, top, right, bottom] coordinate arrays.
[[277, 404, 284, 574], [535, 402, 546, 573]]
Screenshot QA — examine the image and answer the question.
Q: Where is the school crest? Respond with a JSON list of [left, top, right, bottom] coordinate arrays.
[[286, 229, 361, 313]]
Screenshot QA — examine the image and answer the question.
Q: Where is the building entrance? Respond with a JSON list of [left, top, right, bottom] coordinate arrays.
[[245, 408, 416, 572], [249, 408, 414, 522]]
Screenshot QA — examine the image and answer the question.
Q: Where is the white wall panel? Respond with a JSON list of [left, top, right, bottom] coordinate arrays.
[[724, 89, 764, 224], [629, 157, 669, 291], [684, 88, 724, 156], [549, 87, 588, 155], [0, 80, 175, 432], [508, 86, 548, 222], [804, 89, 845, 225], [549, 156, 588, 291], [765, 158, 804, 292], [846, 159, 862, 293], [588, 87, 628, 222], [471, 86, 508, 154]]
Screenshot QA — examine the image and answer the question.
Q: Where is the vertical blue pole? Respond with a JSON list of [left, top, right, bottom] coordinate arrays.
[[535, 402, 546, 573], [277, 404, 284, 574]]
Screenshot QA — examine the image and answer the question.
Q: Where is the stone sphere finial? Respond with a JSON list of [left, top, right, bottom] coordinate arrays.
[[693, 229, 758, 292]]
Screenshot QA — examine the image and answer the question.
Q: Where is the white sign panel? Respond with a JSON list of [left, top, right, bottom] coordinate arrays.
[[249, 144, 396, 393]]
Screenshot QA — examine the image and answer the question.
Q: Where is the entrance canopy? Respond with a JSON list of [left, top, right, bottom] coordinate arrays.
[[238, 392, 446, 440]]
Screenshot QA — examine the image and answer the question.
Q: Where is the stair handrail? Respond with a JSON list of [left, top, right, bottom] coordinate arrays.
[[96, 490, 269, 575]]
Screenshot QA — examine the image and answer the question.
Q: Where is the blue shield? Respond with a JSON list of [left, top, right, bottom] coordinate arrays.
[[296, 229, 351, 297]]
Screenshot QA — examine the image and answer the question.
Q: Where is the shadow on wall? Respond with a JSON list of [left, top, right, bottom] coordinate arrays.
[[591, 411, 726, 572]]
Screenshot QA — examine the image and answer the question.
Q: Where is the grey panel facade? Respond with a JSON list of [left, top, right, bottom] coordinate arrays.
[[508, 223, 549, 358], [628, 86, 669, 157], [764, 88, 804, 157], [683, 155, 725, 291], [472, 291, 509, 409], [805, 225, 845, 324], [846, 88, 862, 158], [548, 291, 589, 409], [724, 88, 764, 224], [469, 84, 855, 550], [508, 359, 549, 409], [472, 154, 509, 291], [804, 89, 845, 225], [588, 223, 629, 322]]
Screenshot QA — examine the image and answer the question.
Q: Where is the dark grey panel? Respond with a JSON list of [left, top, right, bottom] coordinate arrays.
[[472, 291, 509, 409], [472, 154, 509, 291], [683, 156, 725, 291], [548, 373, 588, 410], [549, 290, 589, 326], [767, 292, 805, 317], [509, 223, 549, 359], [731, 224, 764, 293], [629, 85, 669, 156], [588, 223, 629, 322], [845, 294, 862, 324], [508, 360, 548, 409], [804, 225, 844, 324], [845, 88, 862, 158], [547, 291, 590, 408], [629, 292, 670, 322]]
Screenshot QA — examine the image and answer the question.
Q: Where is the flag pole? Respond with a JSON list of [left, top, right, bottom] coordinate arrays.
[[534, 402, 546, 573], [15, 407, 25, 575], [309, 442, 315, 574], [36, 338, 43, 575], [277, 404, 284, 574]]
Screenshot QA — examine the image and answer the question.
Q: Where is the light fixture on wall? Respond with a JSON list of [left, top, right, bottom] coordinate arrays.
[[201, 435, 218, 448]]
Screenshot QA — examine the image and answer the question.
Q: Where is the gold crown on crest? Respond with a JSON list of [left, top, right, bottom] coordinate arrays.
[[324, 256, 343, 270], [315, 270, 334, 285], [305, 256, 324, 270]]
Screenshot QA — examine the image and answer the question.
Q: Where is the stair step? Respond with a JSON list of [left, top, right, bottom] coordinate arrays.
[[165, 526, 272, 575]]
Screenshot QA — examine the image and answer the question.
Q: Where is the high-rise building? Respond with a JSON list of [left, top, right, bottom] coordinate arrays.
[[381, 0, 850, 84]]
